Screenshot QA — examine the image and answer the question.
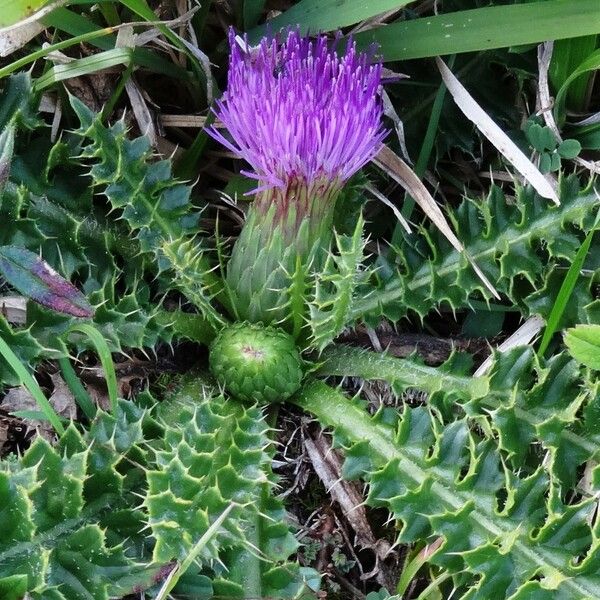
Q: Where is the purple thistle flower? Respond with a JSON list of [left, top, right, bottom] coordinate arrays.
[[209, 29, 387, 208]]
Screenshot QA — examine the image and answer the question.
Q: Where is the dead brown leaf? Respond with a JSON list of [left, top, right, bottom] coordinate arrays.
[[1, 373, 76, 440], [304, 430, 394, 590]]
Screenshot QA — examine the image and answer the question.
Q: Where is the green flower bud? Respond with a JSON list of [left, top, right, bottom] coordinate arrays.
[[209, 323, 304, 403]]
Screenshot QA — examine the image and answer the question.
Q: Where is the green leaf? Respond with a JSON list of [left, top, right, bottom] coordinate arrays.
[[539, 152, 552, 174], [557, 139, 582, 159], [0, 402, 162, 598], [355, 177, 599, 327], [243, 0, 266, 29], [147, 376, 316, 597], [68, 323, 118, 415], [0, 73, 39, 131], [317, 344, 488, 401], [0, 0, 50, 27], [294, 381, 600, 600], [554, 49, 600, 125], [550, 35, 598, 112], [319, 344, 600, 490], [526, 123, 555, 153], [564, 325, 600, 370], [248, 0, 412, 40], [351, 0, 600, 62], [161, 237, 227, 328], [309, 216, 366, 351], [0, 245, 93, 318], [538, 216, 598, 356], [0, 575, 28, 600]]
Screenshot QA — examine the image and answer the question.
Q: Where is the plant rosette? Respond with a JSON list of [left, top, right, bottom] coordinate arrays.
[[209, 322, 304, 403]]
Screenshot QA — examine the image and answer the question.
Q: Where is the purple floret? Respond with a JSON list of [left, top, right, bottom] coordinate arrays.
[[209, 29, 387, 197]]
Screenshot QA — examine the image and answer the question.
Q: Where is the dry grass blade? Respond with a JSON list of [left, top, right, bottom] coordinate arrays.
[[160, 114, 209, 128], [0, 295, 27, 324], [537, 42, 561, 139], [0, 21, 45, 57], [365, 183, 411, 234], [304, 430, 393, 588], [537, 43, 600, 176], [436, 57, 560, 205], [374, 145, 500, 299], [474, 315, 544, 376]]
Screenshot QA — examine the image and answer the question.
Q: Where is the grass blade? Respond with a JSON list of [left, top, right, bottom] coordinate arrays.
[[0, 335, 65, 434], [34, 47, 132, 91], [154, 503, 235, 600], [58, 356, 96, 420], [554, 49, 600, 126], [550, 35, 598, 112], [42, 8, 190, 79], [68, 324, 119, 416], [538, 211, 600, 357], [248, 0, 411, 40], [353, 0, 600, 61]]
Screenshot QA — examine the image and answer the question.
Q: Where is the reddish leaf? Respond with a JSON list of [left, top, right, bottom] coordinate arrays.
[[0, 246, 94, 318]]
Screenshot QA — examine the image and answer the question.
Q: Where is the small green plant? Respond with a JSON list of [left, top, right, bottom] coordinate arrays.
[[524, 120, 581, 173]]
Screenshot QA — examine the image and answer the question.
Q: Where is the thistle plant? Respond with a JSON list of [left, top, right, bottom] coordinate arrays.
[[210, 29, 386, 328], [1, 10, 600, 599]]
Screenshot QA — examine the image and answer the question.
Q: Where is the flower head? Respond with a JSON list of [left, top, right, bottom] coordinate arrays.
[[210, 29, 387, 198]]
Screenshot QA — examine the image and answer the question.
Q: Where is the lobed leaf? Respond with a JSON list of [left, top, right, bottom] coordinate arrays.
[[355, 178, 600, 327], [295, 381, 600, 600], [309, 215, 366, 351]]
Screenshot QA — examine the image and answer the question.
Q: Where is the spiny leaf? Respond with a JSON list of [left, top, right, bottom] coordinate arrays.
[[295, 381, 600, 600], [149, 376, 317, 597], [70, 96, 200, 258], [0, 245, 93, 318], [355, 178, 599, 326], [564, 324, 600, 370], [309, 215, 366, 351], [0, 73, 39, 131], [319, 344, 599, 489], [0, 403, 161, 599], [161, 237, 226, 328]]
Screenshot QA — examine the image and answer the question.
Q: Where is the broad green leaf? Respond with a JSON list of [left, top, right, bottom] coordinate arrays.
[[564, 325, 600, 370], [249, 0, 412, 40], [0, 0, 49, 28], [550, 35, 598, 112], [554, 49, 600, 125], [243, 0, 266, 29], [526, 123, 555, 153], [557, 139, 582, 159], [351, 0, 600, 62]]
